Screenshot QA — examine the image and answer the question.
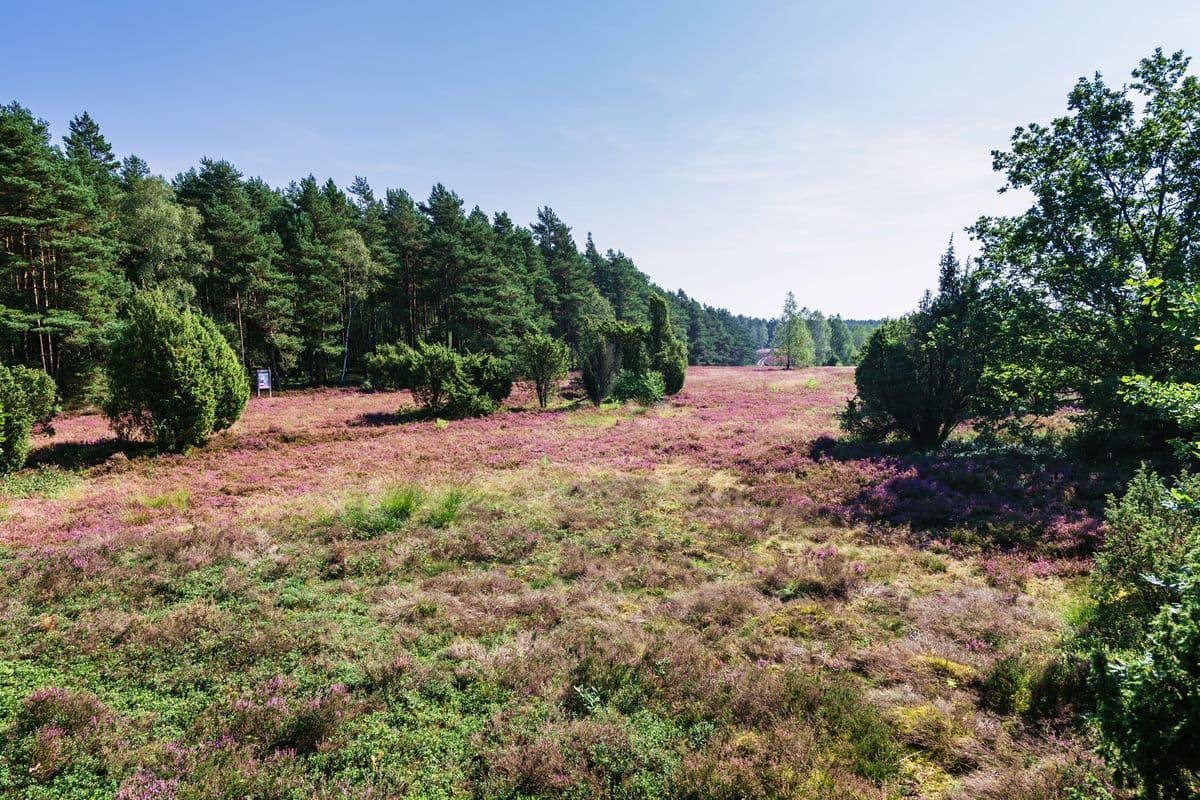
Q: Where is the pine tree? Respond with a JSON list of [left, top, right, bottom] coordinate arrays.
[[63, 111, 119, 212], [0, 104, 124, 398], [532, 207, 609, 346], [175, 159, 295, 378]]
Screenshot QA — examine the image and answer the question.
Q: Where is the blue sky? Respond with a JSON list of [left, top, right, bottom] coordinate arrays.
[[5, 1, 1200, 318]]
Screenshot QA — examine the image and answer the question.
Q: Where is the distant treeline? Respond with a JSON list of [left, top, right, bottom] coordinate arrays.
[[2, 104, 812, 402], [737, 314, 879, 359]]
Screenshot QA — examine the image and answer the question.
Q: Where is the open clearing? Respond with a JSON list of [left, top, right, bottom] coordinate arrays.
[[0, 368, 1113, 798]]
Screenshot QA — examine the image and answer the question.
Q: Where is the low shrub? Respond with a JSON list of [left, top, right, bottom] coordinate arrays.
[[980, 655, 1031, 716], [1093, 553, 1200, 799], [362, 342, 413, 390], [367, 342, 501, 419], [0, 364, 58, 473], [463, 352, 513, 403], [612, 370, 666, 406], [203, 676, 353, 756], [1090, 467, 1200, 647]]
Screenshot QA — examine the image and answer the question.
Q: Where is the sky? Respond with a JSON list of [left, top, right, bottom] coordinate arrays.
[[5, 1, 1200, 319]]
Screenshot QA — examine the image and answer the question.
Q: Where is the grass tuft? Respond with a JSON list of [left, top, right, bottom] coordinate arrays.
[[342, 485, 424, 537], [139, 487, 189, 510], [424, 488, 467, 528]]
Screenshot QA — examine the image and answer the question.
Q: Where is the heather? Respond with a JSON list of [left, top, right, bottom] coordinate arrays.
[[0, 367, 1118, 797]]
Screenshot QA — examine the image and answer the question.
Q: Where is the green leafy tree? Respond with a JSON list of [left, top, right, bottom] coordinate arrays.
[[117, 172, 210, 299], [972, 49, 1200, 449], [804, 308, 832, 364], [771, 292, 814, 369], [104, 291, 247, 452], [517, 332, 570, 409], [829, 315, 855, 365]]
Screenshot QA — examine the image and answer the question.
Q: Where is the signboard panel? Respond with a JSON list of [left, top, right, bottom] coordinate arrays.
[[255, 369, 271, 396]]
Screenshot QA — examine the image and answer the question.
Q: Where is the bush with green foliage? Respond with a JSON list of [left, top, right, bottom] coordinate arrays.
[[0, 364, 58, 473], [612, 369, 666, 406], [516, 332, 570, 409], [462, 352, 512, 404], [610, 320, 651, 374], [363, 343, 415, 391], [579, 321, 620, 406], [1093, 551, 1200, 799], [1084, 469, 1200, 798], [372, 342, 498, 419], [1091, 468, 1200, 647], [649, 293, 688, 395], [841, 241, 991, 450], [104, 291, 248, 453]]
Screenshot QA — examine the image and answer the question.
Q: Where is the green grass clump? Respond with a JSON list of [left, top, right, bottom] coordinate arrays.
[[139, 487, 189, 510], [424, 489, 466, 529], [343, 485, 424, 537]]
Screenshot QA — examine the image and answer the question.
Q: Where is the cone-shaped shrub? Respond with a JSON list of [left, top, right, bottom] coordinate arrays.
[[649, 293, 687, 395]]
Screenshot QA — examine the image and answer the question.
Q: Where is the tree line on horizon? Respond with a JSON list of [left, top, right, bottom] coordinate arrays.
[[0, 101, 863, 407]]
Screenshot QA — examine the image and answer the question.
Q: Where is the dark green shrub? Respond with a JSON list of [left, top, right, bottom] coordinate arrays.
[[0, 365, 58, 474], [610, 320, 650, 374], [197, 315, 249, 433], [516, 332, 570, 409], [649, 293, 687, 395], [379, 342, 498, 419], [443, 382, 495, 418], [840, 243, 991, 449], [363, 342, 417, 391], [580, 322, 620, 406], [655, 337, 688, 396], [612, 370, 666, 406], [1091, 467, 1200, 647], [462, 352, 512, 403], [406, 343, 463, 410], [1093, 552, 1200, 799], [980, 655, 1031, 716], [104, 291, 247, 453]]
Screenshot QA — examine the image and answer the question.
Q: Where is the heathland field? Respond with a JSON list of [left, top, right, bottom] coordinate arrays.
[[0, 368, 1117, 798]]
